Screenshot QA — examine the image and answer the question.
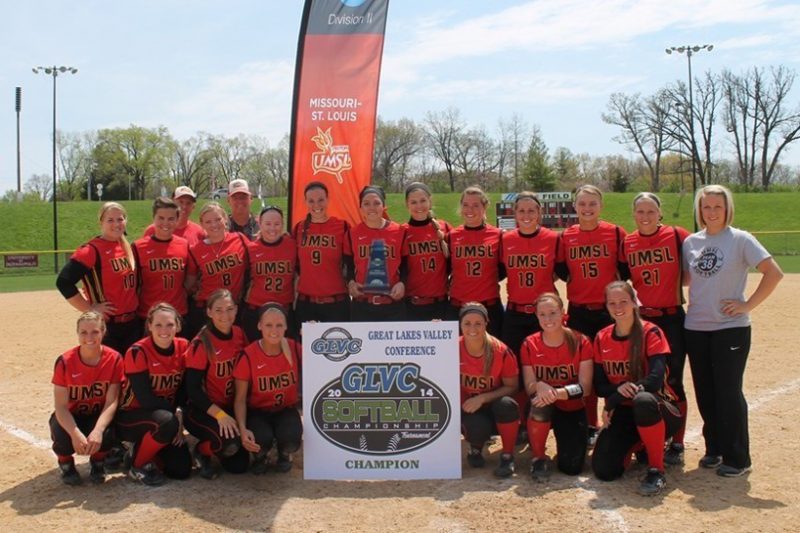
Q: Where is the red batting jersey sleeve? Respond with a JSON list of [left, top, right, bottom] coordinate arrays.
[[52, 345, 124, 416], [623, 225, 689, 308], [187, 232, 249, 303], [519, 332, 592, 411], [245, 235, 297, 307], [402, 219, 451, 298], [185, 326, 247, 409], [71, 237, 138, 315], [458, 337, 518, 405], [120, 337, 187, 410], [293, 217, 350, 298], [350, 221, 405, 288], [558, 221, 626, 305], [501, 227, 559, 305], [234, 339, 301, 412], [133, 235, 189, 317], [448, 225, 502, 304]]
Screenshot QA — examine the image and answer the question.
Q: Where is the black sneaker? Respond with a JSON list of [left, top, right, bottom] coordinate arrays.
[[59, 461, 82, 486], [717, 464, 752, 477], [494, 453, 515, 478], [104, 446, 125, 473], [128, 462, 166, 486], [530, 457, 550, 483], [251, 452, 269, 475], [276, 453, 293, 473], [698, 454, 722, 469], [664, 443, 685, 466], [466, 447, 485, 468], [194, 451, 218, 480], [89, 460, 106, 484], [638, 468, 666, 496]]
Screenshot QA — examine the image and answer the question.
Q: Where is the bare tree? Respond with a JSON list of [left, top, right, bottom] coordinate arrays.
[[206, 133, 254, 187], [24, 173, 53, 201], [424, 107, 465, 192], [372, 117, 421, 191], [57, 130, 95, 199], [171, 134, 214, 194], [498, 114, 529, 188]]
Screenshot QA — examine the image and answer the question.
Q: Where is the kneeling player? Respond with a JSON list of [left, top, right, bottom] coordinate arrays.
[[50, 311, 124, 485], [234, 303, 302, 474]]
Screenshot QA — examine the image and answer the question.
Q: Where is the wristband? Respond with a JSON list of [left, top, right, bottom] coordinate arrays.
[[214, 410, 229, 421], [564, 383, 584, 399]]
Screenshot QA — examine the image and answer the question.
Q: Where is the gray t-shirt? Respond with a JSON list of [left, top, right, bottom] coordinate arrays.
[[683, 226, 771, 331]]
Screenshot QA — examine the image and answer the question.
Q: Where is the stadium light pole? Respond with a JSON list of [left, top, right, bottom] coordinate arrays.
[[32, 65, 78, 273], [666, 44, 713, 231]]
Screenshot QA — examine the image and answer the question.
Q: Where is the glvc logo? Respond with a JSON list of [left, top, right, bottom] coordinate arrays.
[[310, 327, 362, 362]]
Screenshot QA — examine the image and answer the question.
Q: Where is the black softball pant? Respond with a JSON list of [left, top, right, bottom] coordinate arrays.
[[592, 393, 681, 481], [501, 309, 542, 359], [295, 299, 351, 337], [529, 405, 587, 475], [184, 407, 249, 474], [461, 396, 519, 449], [116, 408, 192, 479], [105, 318, 143, 356], [351, 300, 407, 322], [405, 299, 448, 321], [650, 310, 688, 403], [49, 412, 114, 457], [566, 305, 612, 340], [685, 326, 752, 469], [247, 407, 303, 455]]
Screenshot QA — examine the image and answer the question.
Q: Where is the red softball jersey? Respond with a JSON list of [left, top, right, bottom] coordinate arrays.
[[593, 322, 675, 406], [459, 337, 518, 405], [133, 235, 190, 317], [233, 339, 301, 412], [558, 221, 626, 306], [51, 345, 124, 416], [448, 224, 502, 304], [501, 227, 559, 305], [120, 336, 188, 410], [185, 326, 248, 410], [402, 218, 452, 298], [144, 221, 206, 247], [245, 235, 297, 308], [622, 225, 690, 308], [70, 237, 138, 315], [292, 217, 351, 298], [519, 331, 593, 411], [187, 232, 249, 303], [349, 221, 405, 288]]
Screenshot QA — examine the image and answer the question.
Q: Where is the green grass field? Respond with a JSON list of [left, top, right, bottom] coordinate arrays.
[[0, 192, 798, 293]]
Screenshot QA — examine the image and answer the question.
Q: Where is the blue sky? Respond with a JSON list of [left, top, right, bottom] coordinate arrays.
[[3, 0, 800, 193]]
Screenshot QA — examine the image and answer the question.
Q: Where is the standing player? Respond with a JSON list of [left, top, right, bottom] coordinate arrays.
[[592, 281, 682, 496], [458, 303, 519, 478], [50, 311, 124, 485], [621, 192, 690, 465], [117, 303, 192, 486], [348, 186, 406, 322], [185, 202, 250, 339], [134, 197, 190, 332], [683, 185, 783, 476], [556, 185, 627, 442], [446, 187, 504, 337], [227, 179, 258, 240], [292, 181, 352, 329], [520, 293, 593, 481], [56, 202, 139, 355], [243, 206, 297, 342], [143, 186, 206, 246], [402, 182, 451, 321], [234, 304, 302, 474], [184, 289, 250, 479]]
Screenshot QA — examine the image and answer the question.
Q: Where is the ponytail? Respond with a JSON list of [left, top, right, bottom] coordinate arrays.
[[430, 216, 450, 258], [604, 281, 646, 381], [483, 333, 495, 377]]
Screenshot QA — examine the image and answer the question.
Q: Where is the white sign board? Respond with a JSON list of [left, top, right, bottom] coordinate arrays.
[[302, 321, 461, 480]]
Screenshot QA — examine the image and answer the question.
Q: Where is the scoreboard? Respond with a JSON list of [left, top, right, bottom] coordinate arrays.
[[496, 192, 577, 230]]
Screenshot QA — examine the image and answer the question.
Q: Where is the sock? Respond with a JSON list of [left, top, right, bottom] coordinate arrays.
[[57, 454, 74, 465], [197, 440, 213, 457], [672, 401, 688, 444], [515, 390, 529, 423], [526, 418, 551, 459], [496, 420, 519, 454], [585, 394, 598, 428], [90, 451, 108, 463], [134, 432, 167, 468], [637, 419, 666, 472]]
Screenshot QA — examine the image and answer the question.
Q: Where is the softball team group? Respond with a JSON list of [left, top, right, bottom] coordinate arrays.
[[50, 179, 783, 496]]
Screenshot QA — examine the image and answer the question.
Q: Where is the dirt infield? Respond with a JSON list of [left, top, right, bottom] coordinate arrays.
[[1, 276, 798, 532]]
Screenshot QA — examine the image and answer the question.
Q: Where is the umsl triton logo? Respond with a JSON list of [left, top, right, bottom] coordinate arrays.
[[311, 363, 451, 455], [311, 127, 352, 184]]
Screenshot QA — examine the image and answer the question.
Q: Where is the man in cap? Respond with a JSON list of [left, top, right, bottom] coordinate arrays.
[[227, 179, 258, 240]]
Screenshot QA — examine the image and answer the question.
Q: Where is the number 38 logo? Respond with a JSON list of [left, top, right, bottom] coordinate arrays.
[[695, 247, 723, 278]]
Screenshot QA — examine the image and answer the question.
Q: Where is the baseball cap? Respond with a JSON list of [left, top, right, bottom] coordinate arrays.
[[228, 179, 252, 196], [173, 186, 196, 200]]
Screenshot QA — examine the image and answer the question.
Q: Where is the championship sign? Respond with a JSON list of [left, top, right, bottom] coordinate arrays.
[[302, 321, 461, 480]]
